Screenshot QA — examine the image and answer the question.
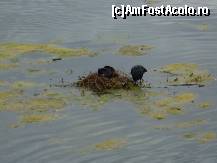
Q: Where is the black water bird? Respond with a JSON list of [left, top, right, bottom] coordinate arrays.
[[98, 66, 115, 79], [131, 65, 147, 83]]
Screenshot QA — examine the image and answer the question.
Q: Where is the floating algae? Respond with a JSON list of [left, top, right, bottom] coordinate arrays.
[[0, 88, 67, 126], [11, 81, 45, 90], [183, 132, 216, 144], [73, 82, 157, 111], [175, 119, 208, 128], [183, 133, 197, 140], [72, 90, 113, 110], [199, 101, 212, 109], [0, 63, 18, 70], [137, 92, 197, 120], [94, 138, 127, 151], [79, 138, 127, 155], [1, 94, 66, 113], [0, 42, 96, 62], [198, 132, 216, 143], [149, 111, 168, 120], [24, 98, 66, 112], [0, 90, 25, 113], [20, 114, 59, 124], [0, 90, 17, 100], [160, 63, 213, 86], [118, 44, 154, 56], [155, 92, 196, 107], [74, 82, 192, 120], [160, 63, 198, 75], [154, 119, 207, 130], [166, 107, 183, 115]]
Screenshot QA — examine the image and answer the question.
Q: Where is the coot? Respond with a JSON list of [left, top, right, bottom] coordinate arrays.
[[98, 66, 115, 78], [131, 65, 147, 83]]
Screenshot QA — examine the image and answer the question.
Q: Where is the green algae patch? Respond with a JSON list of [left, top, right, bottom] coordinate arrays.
[[0, 42, 96, 62], [0, 63, 18, 70], [0, 91, 16, 100], [198, 132, 216, 143], [183, 132, 216, 144], [196, 24, 208, 31], [154, 119, 207, 130], [161, 63, 198, 74], [0, 90, 24, 112], [175, 119, 207, 128], [183, 132, 197, 140], [1, 95, 66, 113], [25, 98, 66, 112], [0, 90, 21, 102], [166, 107, 183, 115], [73, 91, 111, 110], [118, 44, 154, 56], [147, 0, 157, 5], [79, 138, 127, 155], [11, 81, 45, 90], [160, 63, 213, 86], [156, 92, 196, 107], [174, 92, 196, 103], [0, 88, 67, 127], [41, 44, 96, 57], [94, 138, 127, 151], [149, 111, 167, 120], [74, 87, 192, 120], [20, 114, 59, 124], [199, 101, 212, 109], [73, 84, 157, 111]]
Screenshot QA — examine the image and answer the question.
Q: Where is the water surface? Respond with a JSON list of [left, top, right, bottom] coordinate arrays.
[[0, 0, 217, 163]]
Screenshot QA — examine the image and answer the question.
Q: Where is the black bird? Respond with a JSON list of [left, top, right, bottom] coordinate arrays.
[[131, 65, 147, 83], [98, 66, 115, 79], [104, 66, 115, 73]]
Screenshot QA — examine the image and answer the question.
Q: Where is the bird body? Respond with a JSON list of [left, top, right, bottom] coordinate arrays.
[[131, 65, 147, 83], [98, 66, 115, 79]]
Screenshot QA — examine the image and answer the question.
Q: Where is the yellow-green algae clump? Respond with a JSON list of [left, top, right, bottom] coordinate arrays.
[[0, 88, 67, 126], [79, 138, 127, 154], [155, 92, 196, 107], [73, 86, 195, 120], [154, 119, 207, 130], [118, 44, 154, 56], [0, 42, 96, 61], [199, 101, 212, 109], [94, 138, 127, 151], [0, 63, 18, 70], [20, 114, 59, 124], [160, 63, 213, 86], [11, 81, 45, 90], [183, 131, 216, 144], [138, 92, 197, 120]]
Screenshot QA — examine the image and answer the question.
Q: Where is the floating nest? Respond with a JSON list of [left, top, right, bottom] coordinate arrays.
[[75, 71, 134, 93]]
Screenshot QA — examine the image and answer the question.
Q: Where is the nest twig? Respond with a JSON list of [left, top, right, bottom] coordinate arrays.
[[75, 71, 134, 93]]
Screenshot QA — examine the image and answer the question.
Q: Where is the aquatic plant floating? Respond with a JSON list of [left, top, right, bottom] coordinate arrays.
[[20, 114, 59, 124], [160, 63, 214, 86], [183, 131, 216, 144], [0, 42, 96, 62], [94, 138, 127, 151], [118, 44, 154, 56], [0, 63, 18, 70]]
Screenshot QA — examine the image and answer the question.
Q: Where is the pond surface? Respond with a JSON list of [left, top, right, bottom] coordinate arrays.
[[0, 0, 217, 163]]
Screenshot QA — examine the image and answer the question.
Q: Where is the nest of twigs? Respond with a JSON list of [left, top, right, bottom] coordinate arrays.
[[75, 71, 134, 93]]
